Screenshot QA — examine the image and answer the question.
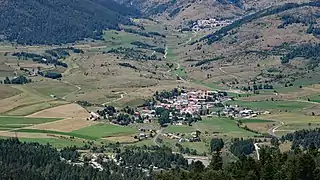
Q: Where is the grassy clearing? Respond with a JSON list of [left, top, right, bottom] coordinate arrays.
[[193, 80, 229, 92], [180, 141, 209, 154], [72, 123, 137, 138], [228, 100, 310, 111], [304, 94, 320, 103], [0, 116, 61, 125], [196, 117, 257, 137], [12, 129, 96, 140], [174, 67, 187, 79], [165, 125, 194, 133], [239, 119, 274, 123], [26, 81, 77, 98]]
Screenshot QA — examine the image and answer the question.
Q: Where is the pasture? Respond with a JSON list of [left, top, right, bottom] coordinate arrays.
[[196, 117, 257, 137], [165, 117, 257, 137], [71, 123, 137, 138], [228, 100, 311, 111]]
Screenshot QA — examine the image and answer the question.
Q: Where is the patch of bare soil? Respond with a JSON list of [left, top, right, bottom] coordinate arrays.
[[28, 118, 97, 132], [27, 103, 88, 118]]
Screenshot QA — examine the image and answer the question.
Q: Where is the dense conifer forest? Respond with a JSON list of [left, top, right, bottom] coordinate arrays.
[[3, 138, 320, 180], [0, 0, 139, 44]]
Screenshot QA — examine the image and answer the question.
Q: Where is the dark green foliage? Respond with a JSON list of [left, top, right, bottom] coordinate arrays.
[[131, 41, 156, 49], [230, 138, 254, 157], [175, 143, 198, 155], [0, 138, 151, 180], [117, 146, 189, 169], [194, 57, 224, 67], [44, 72, 62, 79], [277, 14, 314, 28], [148, 32, 166, 38], [153, 48, 166, 54], [60, 146, 80, 162], [0, 0, 139, 44], [154, 88, 181, 102], [202, 2, 320, 45], [118, 63, 138, 70], [281, 128, 320, 150], [241, 84, 273, 91], [156, 146, 320, 180], [4, 76, 31, 84], [210, 138, 224, 152], [12, 49, 71, 68], [280, 43, 320, 65], [209, 151, 223, 170], [107, 47, 161, 61], [169, 7, 182, 18]]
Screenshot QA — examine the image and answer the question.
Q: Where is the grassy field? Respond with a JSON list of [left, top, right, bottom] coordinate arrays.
[[174, 67, 187, 79], [72, 123, 137, 138], [0, 116, 61, 126], [26, 80, 77, 98], [228, 100, 311, 111], [196, 117, 257, 137], [165, 125, 195, 133], [239, 119, 274, 123]]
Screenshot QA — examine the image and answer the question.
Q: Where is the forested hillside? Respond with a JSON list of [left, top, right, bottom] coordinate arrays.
[[0, 0, 140, 44], [2, 138, 320, 180]]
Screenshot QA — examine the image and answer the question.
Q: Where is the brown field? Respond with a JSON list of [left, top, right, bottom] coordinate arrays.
[[27, 103, 88, 118], [244, 122, 275, 134], [0, 87, 50, 114], [27, 103, 94, 132], [0, 85, 21, 100], [29, 118, 97, 132]]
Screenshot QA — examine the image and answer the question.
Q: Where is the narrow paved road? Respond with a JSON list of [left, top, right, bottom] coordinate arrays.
[[254, 143, 261, 160], [153, 128, 163, 147]]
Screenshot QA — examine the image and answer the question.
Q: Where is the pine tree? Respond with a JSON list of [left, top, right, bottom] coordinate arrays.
[[209, 150, 223, 171]]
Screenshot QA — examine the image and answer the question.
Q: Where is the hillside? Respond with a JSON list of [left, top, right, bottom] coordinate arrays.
[[116, 0, 312, 26], [0, 0, 140, 44]]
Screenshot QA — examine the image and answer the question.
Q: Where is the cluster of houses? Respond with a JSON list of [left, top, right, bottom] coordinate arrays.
[[163, 131, 201, 143], [192, 18, 233, 31], [141, 89, 232, 120], [218, 105, 270, 119]]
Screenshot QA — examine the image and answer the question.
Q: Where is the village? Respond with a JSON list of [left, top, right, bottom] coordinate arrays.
[[86, 88, 266, 143], [192, 18, 233, 31]]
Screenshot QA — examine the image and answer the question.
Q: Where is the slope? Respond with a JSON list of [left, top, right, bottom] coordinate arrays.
[[0, 0, 140, 45]]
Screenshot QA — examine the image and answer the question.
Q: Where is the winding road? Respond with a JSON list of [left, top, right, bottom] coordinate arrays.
[[268, 121, 285, 138], [102, 92, 127, 106], [61, 81, 82, 100]]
